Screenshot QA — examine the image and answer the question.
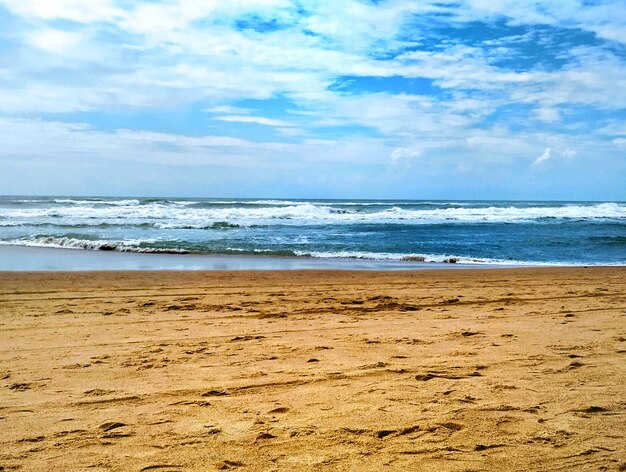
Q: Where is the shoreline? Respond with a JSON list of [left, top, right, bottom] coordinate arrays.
[[1, 244, 620, 272]]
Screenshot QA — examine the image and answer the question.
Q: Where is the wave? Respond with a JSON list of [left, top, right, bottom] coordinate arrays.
[[292, 250, 540, 265], [53, 198, 141, 206], [0, 237, 190, 254], [0, 221, 245, 230], [0, 236, 583, 266], [154, 221, 242, 230], [588, 235, 626, 245], [0, 221, 159, 229], [1, 202, 624, 227], [0, 237, 302, 257]]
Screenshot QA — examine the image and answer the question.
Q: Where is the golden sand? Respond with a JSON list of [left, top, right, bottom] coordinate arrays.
[[1, 268, 625, 471]]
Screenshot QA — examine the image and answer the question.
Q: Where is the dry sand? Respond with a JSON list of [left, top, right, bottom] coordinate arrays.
[[0, 268, 625, 471]]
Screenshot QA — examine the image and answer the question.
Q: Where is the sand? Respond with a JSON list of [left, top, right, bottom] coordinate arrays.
[[0, 267, 625, 471]]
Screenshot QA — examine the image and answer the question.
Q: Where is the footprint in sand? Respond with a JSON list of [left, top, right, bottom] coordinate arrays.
[[16, 436, 45, 443], [99, 422, 126, 432], [218, 460, 245, 470], [415, 370, 483, 381], [62, 363, 91, 369], [83, 389, 115, 396], [139, 466, 183, 472], [202, 389, 228, 397], [231, 335, 265, 341]]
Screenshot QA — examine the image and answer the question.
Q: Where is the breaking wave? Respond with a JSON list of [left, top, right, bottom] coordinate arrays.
[[0, 236, 190, 254], [1, 197, 624, 267], [0, 201, 624, 228], [0, 236, 574, 266]]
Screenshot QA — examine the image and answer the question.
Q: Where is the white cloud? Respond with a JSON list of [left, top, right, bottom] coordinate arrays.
[[532, 147, 552, 168], [509, 48, 626, 110], [612, 138, 626, 148], [0, 118, 293, 166], [213, 115, 295, 127], [535, 108, 560, 123], [561, 148, 577, 158], [26, 29, 84, 53], [276, 127, 305, 137], [390, 147, 421, 171], [0, 0, 122, 22], [1, 0, 624, 120], [458, 0, 626, 45], [203, 106, 252, 115], [599, 122, 626, 136], [391, 147, 422, 161], [0, 0, 624, 192]]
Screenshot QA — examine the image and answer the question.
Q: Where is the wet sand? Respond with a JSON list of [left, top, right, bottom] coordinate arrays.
[[0, 268, 625, 471]]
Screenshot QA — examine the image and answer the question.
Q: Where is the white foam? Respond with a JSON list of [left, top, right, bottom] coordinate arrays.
[[294, 250, 521, 265], [1, 201, 624, 228], [2, 237, 620, 266], [0, 236, 165, 252], [53, 198, 141, 206]]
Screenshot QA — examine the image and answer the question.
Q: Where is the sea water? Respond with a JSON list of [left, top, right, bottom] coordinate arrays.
[[0, 197, 624, 268]]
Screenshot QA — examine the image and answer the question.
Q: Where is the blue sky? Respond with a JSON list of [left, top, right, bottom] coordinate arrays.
[[0, 0, 625, 200]]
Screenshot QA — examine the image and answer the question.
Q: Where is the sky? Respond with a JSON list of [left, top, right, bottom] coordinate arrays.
[[0, 0, 625, 200]]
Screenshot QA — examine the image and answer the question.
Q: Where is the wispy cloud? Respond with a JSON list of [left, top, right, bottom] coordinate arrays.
[[213, 115, 295, 127], [203, 106, 252, 115], [532, 147, 552, 168]]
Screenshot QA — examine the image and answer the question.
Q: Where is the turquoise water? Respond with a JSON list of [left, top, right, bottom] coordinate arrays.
[[1, 197, 625, 266]]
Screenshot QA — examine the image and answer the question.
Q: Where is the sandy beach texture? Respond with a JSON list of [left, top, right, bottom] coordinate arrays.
[[1, 268, 625, 471]]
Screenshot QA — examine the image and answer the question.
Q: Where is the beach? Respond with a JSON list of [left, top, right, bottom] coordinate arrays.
[[1, 267, 625, 471]]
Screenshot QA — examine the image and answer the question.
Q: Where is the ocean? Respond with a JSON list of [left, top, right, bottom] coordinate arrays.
[[0, 196, 625, 269]]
